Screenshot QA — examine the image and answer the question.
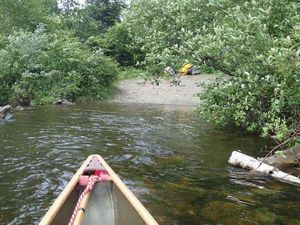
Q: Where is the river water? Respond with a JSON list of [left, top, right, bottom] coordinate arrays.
[[0, 103, 299, 225]]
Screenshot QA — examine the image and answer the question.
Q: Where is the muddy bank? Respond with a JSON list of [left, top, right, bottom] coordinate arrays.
[[110, 75, 217, 106]]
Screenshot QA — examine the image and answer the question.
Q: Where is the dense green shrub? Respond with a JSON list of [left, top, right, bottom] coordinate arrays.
[[123, 0, 300, 141], [0, 0, 58, 34], [0, 25, 118, 106], [90, 23, 144, 67], [197, 3, 300, 141], [124, 0, 299, 72]]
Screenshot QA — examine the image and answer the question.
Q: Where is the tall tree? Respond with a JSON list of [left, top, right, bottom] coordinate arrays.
[[59, 0, 81, 11], [61, 0, 125, 40], [0, 0, 57, 34], [85, 0, 125, 29]]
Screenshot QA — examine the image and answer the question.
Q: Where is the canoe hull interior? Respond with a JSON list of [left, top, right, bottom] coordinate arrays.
[[40, 155, 158, 225], [51, 181, 147, 225]]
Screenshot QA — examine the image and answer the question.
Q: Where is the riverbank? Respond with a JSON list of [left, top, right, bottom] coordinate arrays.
[[110, 74, 217, 106]]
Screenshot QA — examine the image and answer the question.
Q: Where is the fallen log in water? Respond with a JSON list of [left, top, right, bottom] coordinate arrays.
[[0, 105, 11, 119], [228, 151, 300, 185]]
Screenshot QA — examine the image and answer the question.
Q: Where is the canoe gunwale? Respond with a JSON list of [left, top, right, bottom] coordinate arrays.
[[39, 154, 158, 225], [96, 155, 158, 225], [39, 155, 94, 225]]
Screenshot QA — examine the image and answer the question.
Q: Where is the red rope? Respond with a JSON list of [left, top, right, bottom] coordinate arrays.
[[68, 175, 100, 225]]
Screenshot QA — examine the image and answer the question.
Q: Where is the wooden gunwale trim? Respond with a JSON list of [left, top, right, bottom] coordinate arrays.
[[39, 155, 94, 225], [95, 154, 159, 225], [39, 154, 159, 225]]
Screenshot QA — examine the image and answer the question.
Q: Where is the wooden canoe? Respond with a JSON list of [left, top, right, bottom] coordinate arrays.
[[39, 155, 158, 225]]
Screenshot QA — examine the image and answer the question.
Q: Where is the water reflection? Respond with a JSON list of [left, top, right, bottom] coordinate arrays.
[[0, 103, 299, 225]]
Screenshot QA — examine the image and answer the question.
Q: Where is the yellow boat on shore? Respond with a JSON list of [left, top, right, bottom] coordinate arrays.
[[39, 155, 158, 225]]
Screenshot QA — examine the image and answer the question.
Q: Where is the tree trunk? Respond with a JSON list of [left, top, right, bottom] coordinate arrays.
[[228, 151, 300, 185]]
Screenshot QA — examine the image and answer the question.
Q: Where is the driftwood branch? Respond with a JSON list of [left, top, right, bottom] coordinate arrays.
[[228, 151, 300, 185], [264, 128, 300, 159], [259, 144, 300, 169], [0, 105, 11, 119]]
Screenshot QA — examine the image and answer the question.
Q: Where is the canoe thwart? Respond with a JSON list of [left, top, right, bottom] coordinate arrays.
[[78, 173, 111, 186]]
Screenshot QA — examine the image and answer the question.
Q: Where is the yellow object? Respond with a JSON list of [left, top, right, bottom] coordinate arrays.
[[179, 63, 193, 75]]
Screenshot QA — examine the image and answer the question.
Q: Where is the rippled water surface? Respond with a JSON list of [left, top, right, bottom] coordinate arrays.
[[0, 103, 299, 225]]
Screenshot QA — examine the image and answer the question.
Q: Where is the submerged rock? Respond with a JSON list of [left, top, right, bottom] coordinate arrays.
[[201, 201, 247, 225], [0, 105, 12, 119]]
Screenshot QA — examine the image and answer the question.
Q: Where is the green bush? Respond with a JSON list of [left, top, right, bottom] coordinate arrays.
[[123, 0, 300, 142], [85, 23, 144, 67], [102, 23, 143, 67], [0, 25, 118, 106], [124, 0, 297, 72]]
